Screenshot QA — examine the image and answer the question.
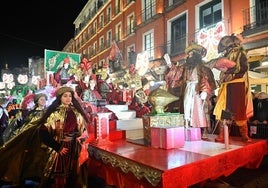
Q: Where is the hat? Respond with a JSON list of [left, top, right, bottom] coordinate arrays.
[[56, 86, 74, 97], [185, 43, 207, 57], [218, 35, 241, 53], [34, 93, 47, 104]]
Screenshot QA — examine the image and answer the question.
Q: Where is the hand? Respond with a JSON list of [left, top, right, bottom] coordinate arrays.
[[59, 147, 68, 155], [219, 67, 228, 72], [200, 91, 207, 100]]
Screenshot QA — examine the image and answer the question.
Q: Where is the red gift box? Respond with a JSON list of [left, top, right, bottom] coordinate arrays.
[[151, 127, 185, 149], [109, 120, 117, 131], [109, 130, 126, 141], [185, 127, 201, 141]]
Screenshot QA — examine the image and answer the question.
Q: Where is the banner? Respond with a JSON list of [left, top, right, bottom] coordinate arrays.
[[44, 49, 81, 72]]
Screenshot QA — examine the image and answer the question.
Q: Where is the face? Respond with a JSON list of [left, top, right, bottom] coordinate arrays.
[[186, 50, 202, 67], [37, 96, 47, 108], [89, 80, 96, 90], [60, 91, 72, 106]]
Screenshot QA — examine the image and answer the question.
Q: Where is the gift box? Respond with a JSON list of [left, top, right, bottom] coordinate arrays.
[[109, 130, 126, 141], [151, 127, 185, 149], [109, 120, 117, 131], [185, 127, 201, 141], [143, 113, 185, 144]]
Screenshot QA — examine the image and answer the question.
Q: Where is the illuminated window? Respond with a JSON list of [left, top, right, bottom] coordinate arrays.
[[127, 13, 135, 35]]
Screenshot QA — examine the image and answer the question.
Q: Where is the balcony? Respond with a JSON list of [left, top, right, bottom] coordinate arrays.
[[242, 0, 268, 37]]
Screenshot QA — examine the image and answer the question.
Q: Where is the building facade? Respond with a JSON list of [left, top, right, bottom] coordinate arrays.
[[63, 0, 268, 86]]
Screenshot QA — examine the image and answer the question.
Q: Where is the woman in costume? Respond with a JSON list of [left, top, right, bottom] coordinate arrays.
[[0, 87, 90, 188], [38, 86, 90, 187]]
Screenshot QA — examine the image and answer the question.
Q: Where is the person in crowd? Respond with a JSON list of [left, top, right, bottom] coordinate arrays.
[[1, 93, 48, 144], [250, 92, 268, 124], [0, 86, 90, 188], [180, 43, 217, 139], [0, 97, 9, 145], [213, 34, 253, 142]]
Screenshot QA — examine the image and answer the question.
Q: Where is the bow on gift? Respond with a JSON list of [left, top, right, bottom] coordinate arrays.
[[80, 58, 92, 74]]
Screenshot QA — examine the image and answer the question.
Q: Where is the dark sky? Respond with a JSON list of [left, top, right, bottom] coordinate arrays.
[[0, 0, 87, 70]]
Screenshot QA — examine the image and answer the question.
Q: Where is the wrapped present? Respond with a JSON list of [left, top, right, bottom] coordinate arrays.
[[185, 128, 201, 141], [92, 112, 112, 140], [109, 120, 117, 131], [109, 130, 126, 141], [151, 127, 185, 149], [143, 113, 184, 144]]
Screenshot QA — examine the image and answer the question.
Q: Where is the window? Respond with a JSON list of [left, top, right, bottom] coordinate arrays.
[[107, 30, 112, 47], [127, 13, 135, 35], [171, 14, 186, 54], [256, 0, 268, 25], [106, 5, 111, 22], [83, 32, 87, 43], [115, 23, 122, 41], [83, 49, 87, 57], [142, 0, 155, 21], [168, 0, 183, 6], [100, 14, 104, 28], [93, 20, 97, 34], [99, 59, 105, 68], [93, 42, 97, 55], [200, 0, 222, 28], [88, 26, 92, 38], [88, 46, 92, 58], [100, 36, 105, 51], [79, 37, 82, 49], [143, 30, 154, 59], [127, 45, 136, 65], [115, 0, 121, 15]]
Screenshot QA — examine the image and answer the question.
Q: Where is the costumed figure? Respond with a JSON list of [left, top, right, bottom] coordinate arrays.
[[1, 93, 47, 145], [38, 86, 90, 187], [54, 57, 73, 85], [81, 74, 101, 104], [165, 61, 184, 112], [180, 43, 217, 139], [213, 35, 253, 142], [129, 89, 150, 118], [96, 73, 113, 100], [0, 86, 90, 188]]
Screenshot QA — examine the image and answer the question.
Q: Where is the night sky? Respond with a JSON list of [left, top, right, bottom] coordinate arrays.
[[0, 0, 87, 70]]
